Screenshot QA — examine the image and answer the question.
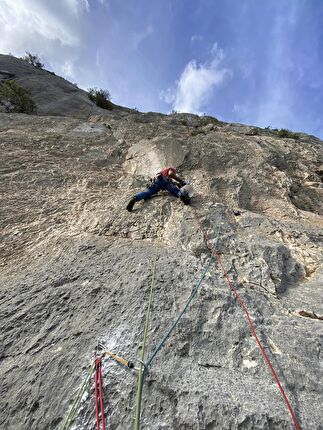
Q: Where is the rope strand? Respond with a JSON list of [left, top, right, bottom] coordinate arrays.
[[191, 206, 301, 430], [145, 212, 223, 368], [60, 363, 95, 430], [134, 204, 163, 430]]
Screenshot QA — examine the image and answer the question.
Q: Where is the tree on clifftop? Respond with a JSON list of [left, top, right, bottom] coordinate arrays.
[[87, 87, 112, 110], [21, 52, 44, 69]]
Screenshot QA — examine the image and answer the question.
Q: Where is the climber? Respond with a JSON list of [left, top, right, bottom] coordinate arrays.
[[126, 167, 191, 212]]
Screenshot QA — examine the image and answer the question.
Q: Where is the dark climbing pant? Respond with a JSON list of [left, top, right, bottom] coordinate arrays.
[[136, 177, 181, 201]]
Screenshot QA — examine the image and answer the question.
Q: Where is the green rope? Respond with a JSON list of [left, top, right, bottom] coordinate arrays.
[[134, 206, 162, 430], [145, 257, 212, 367], [60, 362, 95, 430], [134, 209, 222, 429], [145, 211, 223, 368]]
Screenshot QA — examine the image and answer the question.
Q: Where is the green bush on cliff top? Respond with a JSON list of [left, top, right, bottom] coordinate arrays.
[[277, 128, 299, 140], [0, 80, 36, 113], [87, 87, 113, 110], [21, 51, 44, 69]]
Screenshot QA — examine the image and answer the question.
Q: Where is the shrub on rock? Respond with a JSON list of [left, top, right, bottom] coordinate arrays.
[[21, 52, 44, 69], [278, 128, 299, 140], [87, 87, 112, 110], [0, 80, 36, 113]]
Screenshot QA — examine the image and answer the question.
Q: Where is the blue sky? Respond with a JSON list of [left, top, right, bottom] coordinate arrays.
[[1, 0, 323, 138]]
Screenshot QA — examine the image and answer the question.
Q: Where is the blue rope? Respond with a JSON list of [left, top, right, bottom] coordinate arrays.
[[145, 211, 223, 368]]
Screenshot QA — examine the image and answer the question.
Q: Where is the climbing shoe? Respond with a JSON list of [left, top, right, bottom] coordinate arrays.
[[180, 192, 190, 205], [126, 196, 137, 212]]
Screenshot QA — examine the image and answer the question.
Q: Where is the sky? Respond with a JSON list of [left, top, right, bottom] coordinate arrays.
[[1, 0, 323, 138]]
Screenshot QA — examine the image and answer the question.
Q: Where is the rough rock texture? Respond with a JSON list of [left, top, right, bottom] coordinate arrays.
[[0, 54, 129, 117], [0, 73, 323, 430]]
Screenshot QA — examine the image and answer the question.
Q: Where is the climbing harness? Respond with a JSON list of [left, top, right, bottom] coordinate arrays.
[[191, 206, 301, 430]]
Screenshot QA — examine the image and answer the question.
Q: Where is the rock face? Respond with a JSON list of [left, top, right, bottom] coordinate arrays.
[[0, 54, 129, 117], [0, 64, 323, 430]]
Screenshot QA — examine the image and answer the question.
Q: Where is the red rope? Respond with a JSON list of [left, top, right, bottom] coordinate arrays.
[[94, 362, 100, 430], [94, 357, 107, 430], [192, 207, 301, 430]]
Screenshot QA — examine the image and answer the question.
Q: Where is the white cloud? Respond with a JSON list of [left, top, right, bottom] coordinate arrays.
[[0, 0, 95, 90], [233, 103, 248, 115], [65, 0, 90, 15], [61, 60, 76, 80], [256, 84, 295, 129], [0, 0, 84, 55], [162, 44, 231, 114], [159, 87, 175, 104], [133, 23, 154, 49], [97, 0, 110, 11], [210, 42, 224, 59], [190, 35, 203, 44]]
